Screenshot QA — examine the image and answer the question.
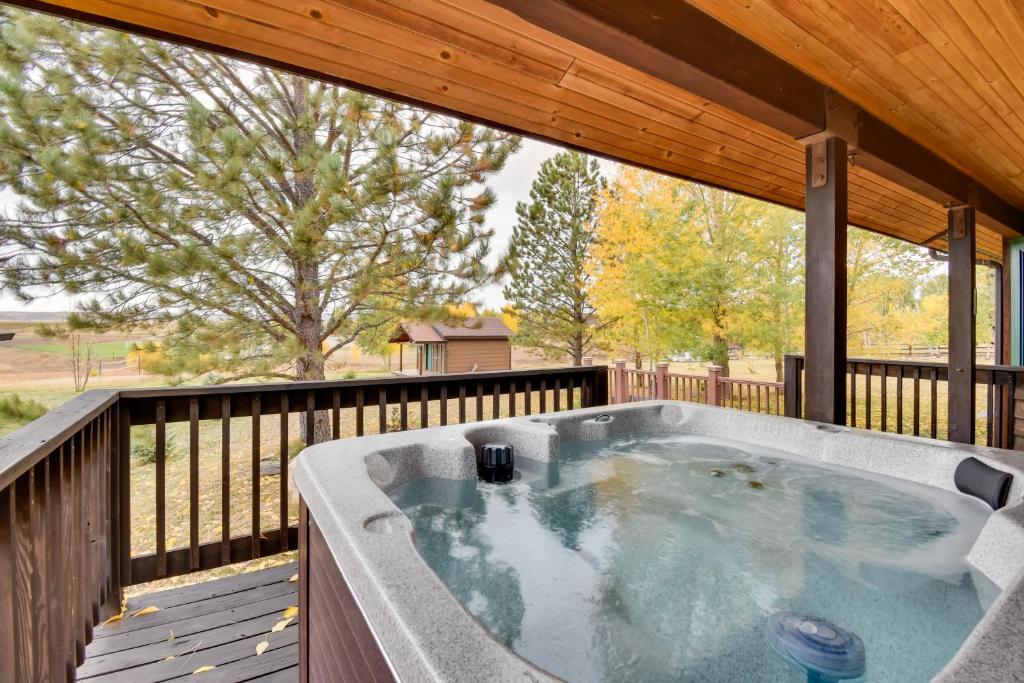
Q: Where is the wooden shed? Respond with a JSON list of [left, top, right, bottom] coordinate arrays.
[[388, 317, 513, 374]]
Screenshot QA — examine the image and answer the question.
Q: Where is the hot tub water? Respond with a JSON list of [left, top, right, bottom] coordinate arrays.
[[390, 432, 997, 682]]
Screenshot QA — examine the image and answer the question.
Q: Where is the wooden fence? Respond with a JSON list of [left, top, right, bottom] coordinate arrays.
[[0, 365, 607, 680], [607, 360, 784, 415]]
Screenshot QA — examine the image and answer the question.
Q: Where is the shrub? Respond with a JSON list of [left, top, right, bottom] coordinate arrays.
[[131, 427, 176, 465], [0, 394, 48, 423]]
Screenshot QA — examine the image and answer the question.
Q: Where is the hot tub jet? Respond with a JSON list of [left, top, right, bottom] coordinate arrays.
[[479, 443, 514, 483]]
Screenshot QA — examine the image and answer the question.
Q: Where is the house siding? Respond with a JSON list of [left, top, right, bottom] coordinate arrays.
[[444, 339, 510, 373]]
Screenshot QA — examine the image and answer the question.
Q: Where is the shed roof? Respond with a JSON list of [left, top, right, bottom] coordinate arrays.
[[15, 0, 1023, 260], [389, 317, 513, 343]]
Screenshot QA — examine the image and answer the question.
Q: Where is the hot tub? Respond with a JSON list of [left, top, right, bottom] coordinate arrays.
[[293, 401, 1024, 682]]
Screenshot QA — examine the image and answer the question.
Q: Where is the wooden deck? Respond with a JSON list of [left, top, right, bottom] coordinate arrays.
[[77, 564, 299, 682]]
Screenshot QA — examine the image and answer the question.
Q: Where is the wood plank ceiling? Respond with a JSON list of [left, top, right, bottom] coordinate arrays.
[[8, 0, 1018, 260]]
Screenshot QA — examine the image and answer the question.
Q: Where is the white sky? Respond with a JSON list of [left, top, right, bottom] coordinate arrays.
[[0, 138, 619, 315]]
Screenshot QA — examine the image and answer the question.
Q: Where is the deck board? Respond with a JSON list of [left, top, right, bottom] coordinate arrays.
[[79, 564, 298, 682]]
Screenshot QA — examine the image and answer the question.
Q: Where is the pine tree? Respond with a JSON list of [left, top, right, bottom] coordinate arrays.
[[0, 9, 519, 388], [500, 151, 605, 365]]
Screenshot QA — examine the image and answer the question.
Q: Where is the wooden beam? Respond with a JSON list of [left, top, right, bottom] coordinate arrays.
[[487, 0, 1023, 236], [804, 137, 847, 425], [947, 205, 976, 444]]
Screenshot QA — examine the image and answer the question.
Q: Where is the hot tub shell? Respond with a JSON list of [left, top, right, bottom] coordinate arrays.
[[293, 401, 1024, 682]]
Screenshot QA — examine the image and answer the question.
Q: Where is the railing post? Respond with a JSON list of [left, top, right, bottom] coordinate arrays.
[[614, 359, 628, 404], [706, 365, 722, 406], [655, 362, 669, 399], [592, 364, 610, 406], [784, 355, 803, 418]]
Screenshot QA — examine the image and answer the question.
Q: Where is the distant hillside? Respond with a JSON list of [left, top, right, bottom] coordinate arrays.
[[0, 311, 67, 323]]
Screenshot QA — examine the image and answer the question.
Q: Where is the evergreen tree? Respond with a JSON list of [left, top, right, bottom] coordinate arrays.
[[500, 151, 605, 365], [0, 9, 519, 387]]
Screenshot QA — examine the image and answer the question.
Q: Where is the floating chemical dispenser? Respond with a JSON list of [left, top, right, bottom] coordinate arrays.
[[766, 612, 865, 682], [479, 443, 514, 483]]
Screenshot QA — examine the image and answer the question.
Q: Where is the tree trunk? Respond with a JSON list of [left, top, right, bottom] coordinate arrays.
[[711, 334, 730, 377], [290, 75, 332, 444], [774, 347, 784, 383], [571, 331, 584, 366]]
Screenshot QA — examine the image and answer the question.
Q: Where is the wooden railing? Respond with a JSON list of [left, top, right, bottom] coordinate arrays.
[[0, 391, 123, 682], [608, 360, 784, 415], [783, 355, 1020, 448], [0, 365, 608, 679]]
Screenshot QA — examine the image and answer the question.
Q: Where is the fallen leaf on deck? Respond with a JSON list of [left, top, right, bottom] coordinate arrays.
[[288, 573, 298, 582], [133, 605, 161, 617], [271, 618, 292, 632], [192, 665, 216, 674], [162, 655, 175, 662], [101, 611, 124, 626], [282, 605, 298, 619], [255, 640, 269, 656]]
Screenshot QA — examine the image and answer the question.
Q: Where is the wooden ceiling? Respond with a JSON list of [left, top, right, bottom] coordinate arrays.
[[8, 0, 1019, 259], [689, 0, 1024, 214]]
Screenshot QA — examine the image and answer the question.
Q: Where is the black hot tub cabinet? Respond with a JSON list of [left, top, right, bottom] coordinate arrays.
[[292, 401, 1024, 682]]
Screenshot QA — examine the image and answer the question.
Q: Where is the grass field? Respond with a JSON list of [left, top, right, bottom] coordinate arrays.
[[11, 339, 136, 357]]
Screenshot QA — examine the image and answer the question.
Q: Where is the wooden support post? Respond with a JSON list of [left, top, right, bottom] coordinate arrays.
[[655, 362, 669, 399], [613, 359, 627, 404], [706, 365, 722, 406], [804, 137, 848, 424], [948, 205, 976, 444]]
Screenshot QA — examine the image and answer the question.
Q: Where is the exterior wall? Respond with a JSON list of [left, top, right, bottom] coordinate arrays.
[[444, 339, 511, 373], [299, 501, 395, 683]]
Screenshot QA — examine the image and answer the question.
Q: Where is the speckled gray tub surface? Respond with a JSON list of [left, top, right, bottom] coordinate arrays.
[[292, 401, 1024, 682]]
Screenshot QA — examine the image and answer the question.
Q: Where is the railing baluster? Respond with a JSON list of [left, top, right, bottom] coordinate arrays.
[[378, 387, 387, 434], [400, 386, 409, 430], [865, 365, 873, 430], [251, 394, 261, 560], [355, 388, 364, 436], [492, 381, 500, 418], [189, 398, 200, 571], [568, 377, 575, 410], [896, 367, 904, 434], [155, 399, 167, 578], [880, 364, 888, 432], [459, 384, 467, 423], [14, 472, 36, 680], [221, 395, 231, 566], [73, 430, 85, 657], [331, 389, 340, 440], [0, 486, 14, 680], [930, 368, 938, 439], [476, 383, 484, 421], [554, 379, 562, 411], [525, 380, 532, 415], [440, 385, 448, 426], [420, 385, 429, 429], [31, 462, 50, 680], [913, 367, 921, 436], [986, 371, 994, 447], [540, 379, 547, 413], [279, 394, 289, 553], [59, 443, 75, 672], [510, 380, 517, 417], [850, 363, 857, 427]]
